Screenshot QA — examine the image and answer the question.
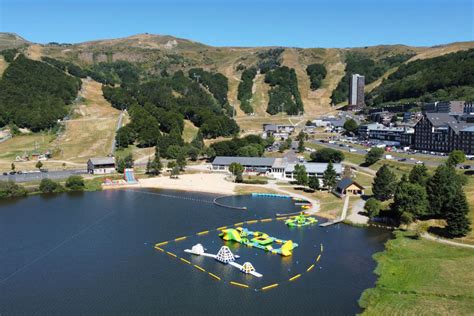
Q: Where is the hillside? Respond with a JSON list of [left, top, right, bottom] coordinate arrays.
[[0, 33, 29, 50], [1, 33, 474, 123]]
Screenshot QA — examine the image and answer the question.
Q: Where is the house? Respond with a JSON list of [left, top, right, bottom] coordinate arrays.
[[335, 178, 365, 196], [87, 157, 116, 174], [262, 124, 295, 138]]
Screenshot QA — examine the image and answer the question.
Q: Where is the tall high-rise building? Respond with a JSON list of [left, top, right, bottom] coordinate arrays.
[[348, 74, 365, 108]]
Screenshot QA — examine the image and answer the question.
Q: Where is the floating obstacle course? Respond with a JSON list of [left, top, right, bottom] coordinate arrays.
[[285, 213, 318, 227], [219, 227, 298, 256], [184, 244, 262, 277], [154, 217, 323, 291]]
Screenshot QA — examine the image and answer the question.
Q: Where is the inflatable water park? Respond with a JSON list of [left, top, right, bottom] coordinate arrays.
[[184, 244, 263, 277], [219, 227, 298, 256], [285, 213, 318, 227]]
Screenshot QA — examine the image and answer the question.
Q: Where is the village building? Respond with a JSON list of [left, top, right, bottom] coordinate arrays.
[[335, 178, 365, 196], [211, 156, 342, 181], [87, 157, 116, 174]]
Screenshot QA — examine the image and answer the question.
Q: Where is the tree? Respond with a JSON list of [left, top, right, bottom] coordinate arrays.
[[308, 176, 320, 191], [187, 147, 200, 161], [322, 161, 337, 191], [294, 164, 308, 187], [426, 164, 460, 217], [392, 180, 429, 219], [342, 165, 353, 178], [365, 148, 384, 166], [365, 198, 381, 218], [296, 130, 305, 153], [229, 162, 244, 177], [445, 186, 471, 237], [447, 150, 466, 167], [65, 175, 85, 191], [0, 181, 27, 199], [191, 130, 204, 150], [310, 148, 345, 163], [343, 119, 359, 134], [372, 164, 397, 201], [11, 163, 15, 171], [170, 166, 180, 179], [176, 152, 187, 170], [35, 160, 43, 170], [409, 164, 429, 186], [39, 178, 63, 193], [116, 154, 134, 173]]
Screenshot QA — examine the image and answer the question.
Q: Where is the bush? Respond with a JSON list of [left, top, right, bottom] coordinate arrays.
[[39, 178, 63, 193], [310, 148, 345, 163], [242, 178, 268, 185], [65, 175, 85, 191], [0, 181, 27, 199], [365, 197, 381, 218]]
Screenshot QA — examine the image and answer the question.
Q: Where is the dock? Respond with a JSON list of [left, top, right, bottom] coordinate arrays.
[[318, 196, 350, 227]]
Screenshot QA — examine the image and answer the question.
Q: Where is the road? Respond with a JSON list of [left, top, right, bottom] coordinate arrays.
[[0, 169, 88, 183], [110, 110, 125, 155]]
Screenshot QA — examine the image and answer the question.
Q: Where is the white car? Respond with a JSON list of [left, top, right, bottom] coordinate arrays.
[[415, 161, 424, 165], [349, 149, 357, 152]]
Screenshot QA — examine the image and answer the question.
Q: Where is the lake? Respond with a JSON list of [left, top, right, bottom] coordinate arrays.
[[0, 189, 391, 315]]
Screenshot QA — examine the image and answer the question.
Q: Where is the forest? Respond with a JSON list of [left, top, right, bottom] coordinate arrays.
[[237, 67, 257, 114], [210, 135, 272, 157], [265, 66, 304, 115], [330, 52, 415, 104], [0, 55, 82, 131], [367, 49, 474, 105], [188, 68, 229, 108], [257, 48, 284, 74], [306, 63, 327, 90], [107, 70, 239, 157]]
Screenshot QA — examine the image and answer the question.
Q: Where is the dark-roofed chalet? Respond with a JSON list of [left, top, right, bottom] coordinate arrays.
[[87, 157, 116, 174], [335, 178, 364, 196], [413, 113, 474, 154]]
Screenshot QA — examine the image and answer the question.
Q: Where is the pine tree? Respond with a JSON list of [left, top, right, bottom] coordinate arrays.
[[322, 161, 337, 191], [392, 180, 429, 219], [445, 186, 471, 237], [426, 164, 459, 217], [296, 130, 305, 153], [372, 164, 397, 201], [191, 130, 204, 150], [308, 176, 320, 191], [409, 164, 429, 186], [295, 164, 308, 187], [177, 152, 186, 171]]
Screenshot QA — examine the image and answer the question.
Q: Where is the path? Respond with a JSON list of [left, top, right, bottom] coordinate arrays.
[[346, 198, 369, 224], [422, 233, 474, 249], [111, 111, 125, 155], [265, 182, 321, 213], [340, 195, 350, 220]]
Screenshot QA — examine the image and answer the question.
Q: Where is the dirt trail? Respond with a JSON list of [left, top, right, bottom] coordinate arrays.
[[0, 56, 8, 76]]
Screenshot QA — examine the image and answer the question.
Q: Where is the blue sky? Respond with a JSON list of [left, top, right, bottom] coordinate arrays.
[[0, 0, 472, 47]]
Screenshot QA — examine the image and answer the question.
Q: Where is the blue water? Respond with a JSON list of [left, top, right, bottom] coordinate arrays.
[[0, 189, 391, 315]]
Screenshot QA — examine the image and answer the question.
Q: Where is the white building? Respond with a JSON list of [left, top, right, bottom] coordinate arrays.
[[211, 156, 341, 181]]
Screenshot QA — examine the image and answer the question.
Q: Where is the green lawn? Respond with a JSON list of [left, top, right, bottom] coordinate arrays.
[[360, 231, 474, 315]]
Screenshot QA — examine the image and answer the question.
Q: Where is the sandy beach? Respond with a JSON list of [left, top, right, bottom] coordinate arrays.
[[103, 173, 237, 195]]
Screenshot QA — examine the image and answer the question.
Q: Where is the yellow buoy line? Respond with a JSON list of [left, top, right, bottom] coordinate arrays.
[[153, 218, 324, 292]]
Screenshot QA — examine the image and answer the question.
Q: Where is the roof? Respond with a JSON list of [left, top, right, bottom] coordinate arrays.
[[212, 156, 276, 167], [462, 126, 474, 132], [285, 162, 342, 174], [88, 157, 116, 165], [336, 178, 364, 191], [263, 124, 277, 132], [425, 113, 473, 134]]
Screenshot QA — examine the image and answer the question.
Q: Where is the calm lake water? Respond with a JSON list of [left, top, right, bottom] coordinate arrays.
[[0, 189, 391, 315]]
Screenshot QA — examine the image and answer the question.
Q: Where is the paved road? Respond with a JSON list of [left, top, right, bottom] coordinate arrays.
[[0, 169, 88, 183]]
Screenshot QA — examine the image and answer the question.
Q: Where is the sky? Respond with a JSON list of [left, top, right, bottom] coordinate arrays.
[[0, 0, 473, 47]]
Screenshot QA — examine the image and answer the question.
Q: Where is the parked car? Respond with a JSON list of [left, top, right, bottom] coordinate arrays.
[[2, 172, 7, 176], [9, 171, 16, 175], [399, 158, 407, 162], [460, 165, 471, 169], [415, 161, 424, 165]]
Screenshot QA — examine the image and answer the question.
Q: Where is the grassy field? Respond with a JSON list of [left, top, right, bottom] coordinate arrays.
[[0, 56, 8, 76], [182, 120, 199, 142], [360, 231, 474, 315], [53, 79, 121, 163]]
